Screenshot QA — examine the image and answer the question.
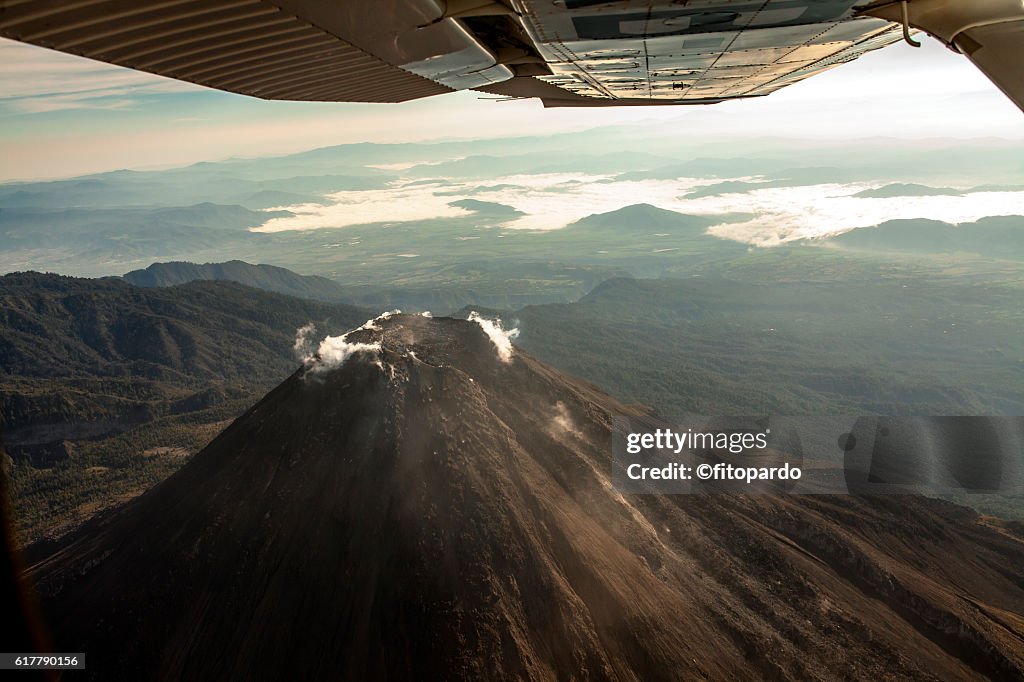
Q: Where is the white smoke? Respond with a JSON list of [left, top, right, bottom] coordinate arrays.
[[310, 334, 382, 373], [293, 311, 399, 374], [551, 402, 581, 438], [356, 309, 401, 332], [467, 311, 519, 363], [293, 322, 317, 361], [420, 311, 433, 318]]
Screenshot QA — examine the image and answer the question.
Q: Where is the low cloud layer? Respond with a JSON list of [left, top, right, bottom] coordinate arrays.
[[254, 181, 472, 232], [252, 172, 1024, 246], [467, 312, 519, 363]]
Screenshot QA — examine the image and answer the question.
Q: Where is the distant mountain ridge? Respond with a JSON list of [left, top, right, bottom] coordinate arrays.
[[851, 183, 1024, 199], [1, 272, 366, 383], [852, 183, 963, 198], [826, 216, 1024, 259], [122, 259, 629, 314], [570, 203, 718, 233], [1, 271, 370, 442], [124, 260, 349, 301], [447, 199, 524, 218]]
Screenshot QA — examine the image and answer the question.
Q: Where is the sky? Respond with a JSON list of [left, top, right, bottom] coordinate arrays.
[[1, 34, 1022, 182]]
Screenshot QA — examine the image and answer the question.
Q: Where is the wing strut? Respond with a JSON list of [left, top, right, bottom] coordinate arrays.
[[900, 2, 923, 47], [862, 0, 1024, 112]]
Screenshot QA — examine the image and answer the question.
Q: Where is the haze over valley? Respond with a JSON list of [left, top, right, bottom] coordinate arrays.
[[2, 128, 1022, 288], [3, 123, 1024, 680]]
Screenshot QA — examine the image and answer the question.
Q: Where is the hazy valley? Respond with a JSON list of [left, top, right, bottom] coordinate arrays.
[[3, 129, 1024, 679]]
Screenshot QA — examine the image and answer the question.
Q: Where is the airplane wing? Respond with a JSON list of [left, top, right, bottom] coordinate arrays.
[[0, 0, 514, 102], [481, 0, 908, 106], [0, 0, 1021, 111]]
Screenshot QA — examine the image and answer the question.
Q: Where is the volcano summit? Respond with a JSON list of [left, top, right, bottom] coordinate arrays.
[[22, 314, 1024, 681]]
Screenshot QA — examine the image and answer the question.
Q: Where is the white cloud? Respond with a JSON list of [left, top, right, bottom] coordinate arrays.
[[251, 173, 709, 233], [10, 94, 139, 114], [701, 186, 1024, 246], [251, 172, 1024, 246], [0, 40, 197, 113], [253, 180, 471, 232], [366, 157, 466, 171]]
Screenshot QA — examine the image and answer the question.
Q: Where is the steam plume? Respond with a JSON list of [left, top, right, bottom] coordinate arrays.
[[310, 335, 382, 373], [293, 323, 317, 361], [467, 311, 519, 363], [357, 309, 401, 332], [294, 313, 396, 374], [551, 402, 581, 438]]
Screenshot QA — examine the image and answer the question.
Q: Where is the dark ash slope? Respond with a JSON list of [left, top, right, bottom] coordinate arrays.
[[25, 314, 1024, 681]]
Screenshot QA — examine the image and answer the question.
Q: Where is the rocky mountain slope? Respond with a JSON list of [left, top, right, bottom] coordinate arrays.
[[24, 314, 1024, 680]]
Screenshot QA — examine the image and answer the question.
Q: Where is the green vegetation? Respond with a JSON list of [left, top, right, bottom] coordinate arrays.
[[512, 274, 1024, 418], [498, 253, 1024, 521], [3, 132, 1023, 534], [124, 259, 351, 301], [1, 272, 370, 545]]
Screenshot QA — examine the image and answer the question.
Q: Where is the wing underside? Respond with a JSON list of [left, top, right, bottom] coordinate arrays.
[[0, 0, 509, 103], [1, 0, 1021, 110], [490, 0, 906, 106]]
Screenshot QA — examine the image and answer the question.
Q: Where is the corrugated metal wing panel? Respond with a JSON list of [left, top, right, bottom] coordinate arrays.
[[512, 0, 905, 104], [0, 0, 452, 103]]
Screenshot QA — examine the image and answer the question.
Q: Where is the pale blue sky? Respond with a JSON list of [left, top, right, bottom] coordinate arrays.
[[1, 35, 1021, 182]]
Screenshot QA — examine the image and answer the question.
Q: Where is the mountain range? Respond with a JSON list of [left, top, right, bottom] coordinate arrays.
[[123, 260, 349, 302], [23, 313, 1024, 680], [1, 272, 370, 544], [825, 216, 1024, 259]]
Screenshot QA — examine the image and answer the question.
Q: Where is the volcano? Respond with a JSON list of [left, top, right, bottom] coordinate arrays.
[[23, 314, 1024, 680]]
